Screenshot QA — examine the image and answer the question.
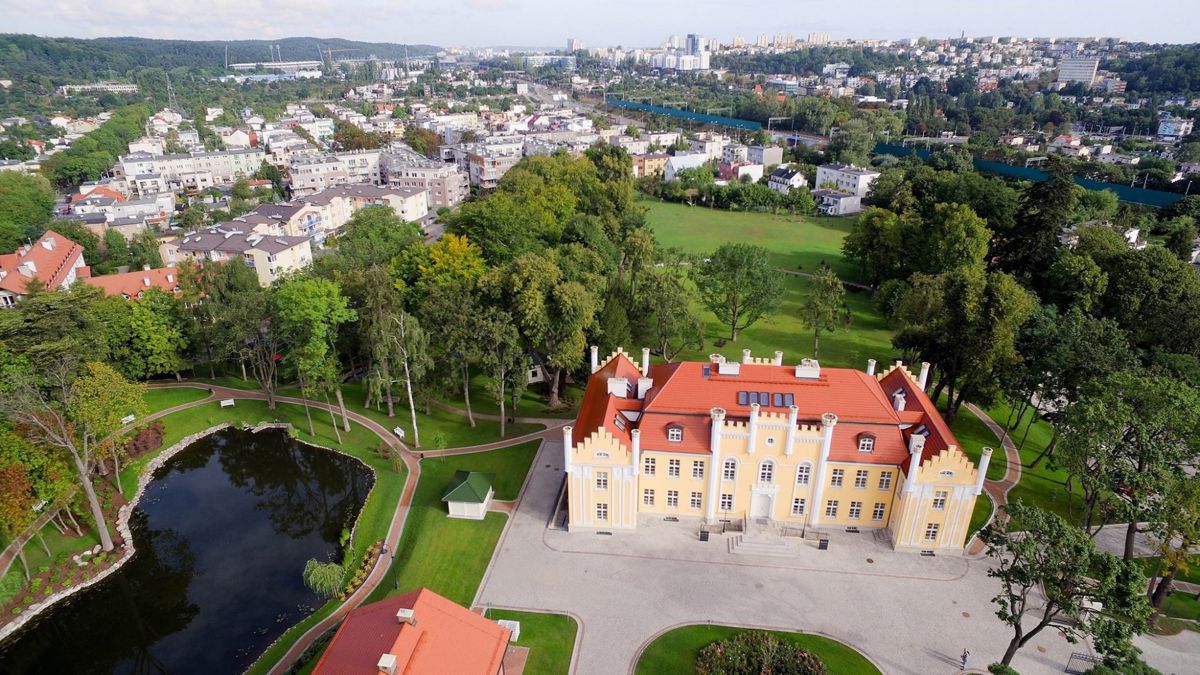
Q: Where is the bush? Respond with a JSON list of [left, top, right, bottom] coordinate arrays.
[[696, 631, 826, 675], [1086, 657, 1162, 675], [989, 664, 1020, 675]]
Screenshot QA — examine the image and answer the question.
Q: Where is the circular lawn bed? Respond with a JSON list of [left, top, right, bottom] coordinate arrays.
[[635, 624, 880, 675]]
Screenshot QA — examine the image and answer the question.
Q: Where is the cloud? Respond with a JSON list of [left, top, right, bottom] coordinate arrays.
[[463, 0, 516, 10]]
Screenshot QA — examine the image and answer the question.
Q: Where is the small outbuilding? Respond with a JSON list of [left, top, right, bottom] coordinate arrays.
[[441, 471, 495, 520]]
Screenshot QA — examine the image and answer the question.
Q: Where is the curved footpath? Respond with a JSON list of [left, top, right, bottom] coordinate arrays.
[[118, 382, 557, 674], [961, 401, 1023, 557]]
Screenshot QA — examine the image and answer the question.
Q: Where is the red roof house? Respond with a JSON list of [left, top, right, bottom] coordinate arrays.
[[0, 230, 86, 306], [83, 266, 181, 299]]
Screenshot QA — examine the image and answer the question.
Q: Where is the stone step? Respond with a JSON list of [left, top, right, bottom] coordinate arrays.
[[728, 535, 797, 558]]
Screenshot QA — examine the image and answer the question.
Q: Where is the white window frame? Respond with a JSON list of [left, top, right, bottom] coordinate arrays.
[[825, 500, 839, 518], [791, 498, 806, 516], [878, 471, 893, 491], [596, 503, 608, 520], [644, 457, 656, 476], [690, 492, 702, 509], [596, 471, 608, 490], [796, 463, 811, 485], [924, 522, 940, 542], [643, 489, 655, 506], [932, 490, 948, 511], [668, 459, 681, 477], [719, 493, 733, 511], [854, 469, 869, 489], [666, 490, 679, 508], [722, 458, 737, 481], [848, 501, 862, 519], [830, 469, 844, 487], [667, 426, 683, 442], [692, 461, 704, 480], [758, 460, 775, 484], [858, 436, 875, 452], [872, 502, 886, 521]]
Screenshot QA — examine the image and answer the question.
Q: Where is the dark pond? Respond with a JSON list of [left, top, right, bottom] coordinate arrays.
[[0, 427, 373, 675]]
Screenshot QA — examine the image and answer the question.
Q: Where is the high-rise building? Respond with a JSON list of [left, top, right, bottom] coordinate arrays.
[[773, 33, 794, 48], [807, 32, 830, 45], [707, 37, 720, 52], [1056, 57, 1099, 85], [686, 33, 704, 56], [732, 36, 745, 47], [756, 34, 769, 48], [566, 38, 583, 52], [667, 35, 682, 50]]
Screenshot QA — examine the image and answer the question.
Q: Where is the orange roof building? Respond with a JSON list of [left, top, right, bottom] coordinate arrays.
[[0, 230, 87, 307], [314, 588, 512, 675], [563, 348, 991, 553], [83, 266, 181, 299]]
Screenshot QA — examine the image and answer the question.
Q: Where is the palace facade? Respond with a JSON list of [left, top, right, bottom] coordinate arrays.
[[563, 348, 991, 553]]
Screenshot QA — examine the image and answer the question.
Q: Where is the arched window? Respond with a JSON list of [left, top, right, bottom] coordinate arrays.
[[758, 460, 775, 484], [667, 425, 683, 443], [722, 458, 737, 481], [796, 463, 812, 485], [857, 434, 876, 453]]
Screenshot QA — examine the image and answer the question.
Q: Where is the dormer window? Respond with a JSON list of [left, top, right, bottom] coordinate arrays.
[[667, 426, 683, 443], [857, 434, 876, 453]]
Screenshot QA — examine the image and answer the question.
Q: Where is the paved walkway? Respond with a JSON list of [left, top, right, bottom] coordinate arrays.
[[961, 401, 1023, 556], [476, 440, 1200, 675]]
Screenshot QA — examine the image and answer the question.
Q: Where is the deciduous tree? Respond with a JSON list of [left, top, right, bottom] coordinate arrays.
[[694, 243, 784, 342]]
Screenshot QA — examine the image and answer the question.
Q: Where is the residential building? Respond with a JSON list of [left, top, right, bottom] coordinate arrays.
[[767, 166, 808, 194], [57, 82, 139, 96], [815, 164, 880, 198], [289, 155, 349, 196], [631, 153, 669, 178], [167, 226, 311, 286], [813, 189, 863, 215], [748, 145, 785, 167], [562, 349, 988, 553], [462, 147, 523, 190], [314, 588, 512, 675], [718, 161, 764, 183], [722, 143, 749, 163], [0, 231, 87, 307], [383, 155, 470, 209], [117, 149, 266, 194], [1157, 114, 1195, 139], [664, 153, 709, 182], [84, 266, 181, 299], [1056, 57, 1099, 86], [688, 132, 729, 161]]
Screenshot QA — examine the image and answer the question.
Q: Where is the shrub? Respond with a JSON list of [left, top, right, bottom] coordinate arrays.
[[696, 631, 826, 675], [989, 664, 1021, 675], [1086, 658, 1162, 675]]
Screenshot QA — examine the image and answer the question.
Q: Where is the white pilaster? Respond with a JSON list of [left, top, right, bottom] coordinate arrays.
[[641, 347, 650, 375], [809, 413, 837, 527], [918, 362, 931, 390], [705, 408, 725, 522], [866, 358, 876, 376], [562, 425, 574, 472], [747, 403, 760, 453], [784, 405, 799, 456], [589, 345, 598, 373], [631, 428, 641, 476], [974, 447, 992, 495], [903, 434, 925, 494]]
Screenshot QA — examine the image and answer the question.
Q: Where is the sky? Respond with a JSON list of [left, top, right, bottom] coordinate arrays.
[[1, 0, 1195, 48]]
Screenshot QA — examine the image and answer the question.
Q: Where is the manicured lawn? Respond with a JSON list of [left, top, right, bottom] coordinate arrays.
[[278, 381, 542, 450], [1161, 592, 1200, 622], [983, 400, 1083, 524], [367, 442, 541, 607], [441, 371, 582, 419], [676, 274, 898, 371], [487, 609, 578, 675], [946, 400, 1008, 482], [127, 396, 409, 675], [636, 624, 880, 675], [968, 492, 994, 540], [142, 386, 209, 414], [190, 375, 266, 391], [1137, 555, 1200, 586], [642, 198, 860, 279]]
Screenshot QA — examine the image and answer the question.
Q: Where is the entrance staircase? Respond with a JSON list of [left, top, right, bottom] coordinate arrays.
[[728, 517, 798, 558]]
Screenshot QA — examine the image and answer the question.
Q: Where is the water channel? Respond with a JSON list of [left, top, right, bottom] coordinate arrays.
[[0, 427, 373, 674]]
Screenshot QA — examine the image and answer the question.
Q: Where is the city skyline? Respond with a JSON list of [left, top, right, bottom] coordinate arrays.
[[2, 0, 1196, 49]]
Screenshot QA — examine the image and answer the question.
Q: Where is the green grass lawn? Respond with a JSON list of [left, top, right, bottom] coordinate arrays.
[[189, 375, 266, 391], [278, 381, 542, 450], [486, 609, 578, 675], [968, 492, 994, 540], [982, 401, 1083, 524], [642, 198, 860, 279], [636, 624, 880, 675], [1161, 592, 1200, 622], [1136, 555, 1200, 586], [118, 396, 409, 675], [142, 386, 209, 414], [367, 442, 540, 607], [943, 399, 1008, 483], [439, 371, 582, 419]]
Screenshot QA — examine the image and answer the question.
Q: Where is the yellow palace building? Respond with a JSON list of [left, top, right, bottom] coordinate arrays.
[[563, 348, 991, 553]]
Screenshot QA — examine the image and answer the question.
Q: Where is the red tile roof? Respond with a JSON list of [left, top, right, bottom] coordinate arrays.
[[83, 266, 181, 298], [314, 588, 510, 675], [573, 353, 961, 468], [72, 186, 126, 203], [0, 230, 85, 295]]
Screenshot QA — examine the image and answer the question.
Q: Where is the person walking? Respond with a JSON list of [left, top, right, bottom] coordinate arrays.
[[960, 648, 970, 671]]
